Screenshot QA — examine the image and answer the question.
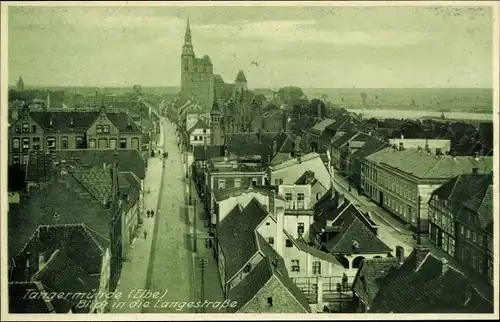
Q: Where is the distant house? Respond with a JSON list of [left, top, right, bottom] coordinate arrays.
[[9, 224, 110, 313], [186, 118, 211, 151], [352, 245, 493, 313], [302, 118, 335, 153], [7, 105, 144, 167], [362, 147, 493, 232]]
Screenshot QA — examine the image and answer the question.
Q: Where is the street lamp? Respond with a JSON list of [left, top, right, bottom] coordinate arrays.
[[199, 258, 208, 313]]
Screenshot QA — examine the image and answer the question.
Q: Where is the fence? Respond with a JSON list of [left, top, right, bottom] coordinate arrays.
[[292, 276, 354, 313]]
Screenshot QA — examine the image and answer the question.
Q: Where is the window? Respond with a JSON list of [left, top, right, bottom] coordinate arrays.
[[267, 297, 273, 307], [12, 154, 20, 165], [22, 138, 30, 150], [96, 125, 103, 133], [274, 178, 281, 185], [297, 223, 304, 235], [218, 179, 226, 190], [14, 126, 21, 133], [234, 179, 241, 188], [252, 178, 258, 186], [203, 129, 207, 133], [291, 260, 300, 272], [12, 138, 20, 150], [297, 193, 304, 201], [46, 137, 56, 149], [22, 154, 29, 165], [89, 139, 96, 149], [466, 229, 470, 239], [268, 237, 274, 245], [33, 137, 40, 150], [285, 193, 292, 201], [110, 139, 117, 149], [472, 232, 477, 243], [472, 256, 477, 269], [103, 125, 110, 133], [76, 136, 84, 149], [22, 123, 30, 133], [478, 235, 483, 246], [61, 137, 68, 149], [477, 259, 483, 274], [460, 225, 464, 235], [312, 261, 321, 275], [316, 193, 321, 200], [285, 239, 293, 248], [243, 264, 252, 273], [31, 125, 37, 133], [120, 138, 127, 149]]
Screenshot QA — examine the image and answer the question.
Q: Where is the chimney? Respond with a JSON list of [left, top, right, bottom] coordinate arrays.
[[398, 142, 404, 151], [338, 193, 345, 208], [282, 112, 288, 133], [316, 275, 323, 311], [38, 253, 45, 271], [400, 134, 404, 140], [46, 90, 51, 109], [11, 108, 19, 121], [272, 139, 277, 156], [204, 137, 207, 150], [269, 190, 276, 217], [103, 162, 107, 169], [440, 258, 449, 276], [474, 151, 480, 161], [395, 246, 405, 264], [414, 245, 430, 271], [424, 140, 430, 153]]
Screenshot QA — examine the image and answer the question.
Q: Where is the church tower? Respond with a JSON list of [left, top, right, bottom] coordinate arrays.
[[180, 18, 214, 113], [181, 17, 195, 95], [210, 88, 223, 146]]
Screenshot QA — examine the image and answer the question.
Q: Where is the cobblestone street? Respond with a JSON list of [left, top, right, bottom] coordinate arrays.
[[108, 121, 166, 313], [142, 118, 194, 313]]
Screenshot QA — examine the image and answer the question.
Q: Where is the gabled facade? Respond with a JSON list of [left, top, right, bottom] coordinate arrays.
[[7, 105, 144, 167], [455, 184, 494, 286], [428, 173, 492, 258]]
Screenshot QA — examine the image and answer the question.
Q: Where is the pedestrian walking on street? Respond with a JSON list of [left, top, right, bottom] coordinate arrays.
[[147, 210, 150, 218], [151, 210, 155, 217], [144, 230, 148, 239]]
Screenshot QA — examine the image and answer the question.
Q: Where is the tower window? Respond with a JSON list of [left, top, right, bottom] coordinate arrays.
[[267, 297, 273, 307]]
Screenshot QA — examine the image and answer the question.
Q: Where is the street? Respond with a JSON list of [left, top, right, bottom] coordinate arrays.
[[142, 118, 195, 313]]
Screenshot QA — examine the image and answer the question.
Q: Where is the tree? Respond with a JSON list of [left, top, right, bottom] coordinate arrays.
[[277, 86, 305, 105]]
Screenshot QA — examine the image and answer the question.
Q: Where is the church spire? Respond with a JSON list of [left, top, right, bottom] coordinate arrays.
[[182, 16, 194, 57], [184, 17, 192, 46]]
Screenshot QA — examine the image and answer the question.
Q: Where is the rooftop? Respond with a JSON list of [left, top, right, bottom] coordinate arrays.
[[366, 147, 493, 179], [217, 199, 269, 281], [354, 246, 493, 313], [213, 186, 283, 203]]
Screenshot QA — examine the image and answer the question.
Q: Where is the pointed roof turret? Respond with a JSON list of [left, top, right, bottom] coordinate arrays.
[[211, 87, 222, 115], [184, 17, 192, 45], [182, 17, 195, 57], [235, 70, 247, 83]]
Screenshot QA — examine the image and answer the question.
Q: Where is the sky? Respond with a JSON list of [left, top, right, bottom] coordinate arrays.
[[7, 3, 495, 89]]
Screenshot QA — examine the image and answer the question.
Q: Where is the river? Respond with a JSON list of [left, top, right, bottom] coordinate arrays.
[[347, 108, 493, 121]]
